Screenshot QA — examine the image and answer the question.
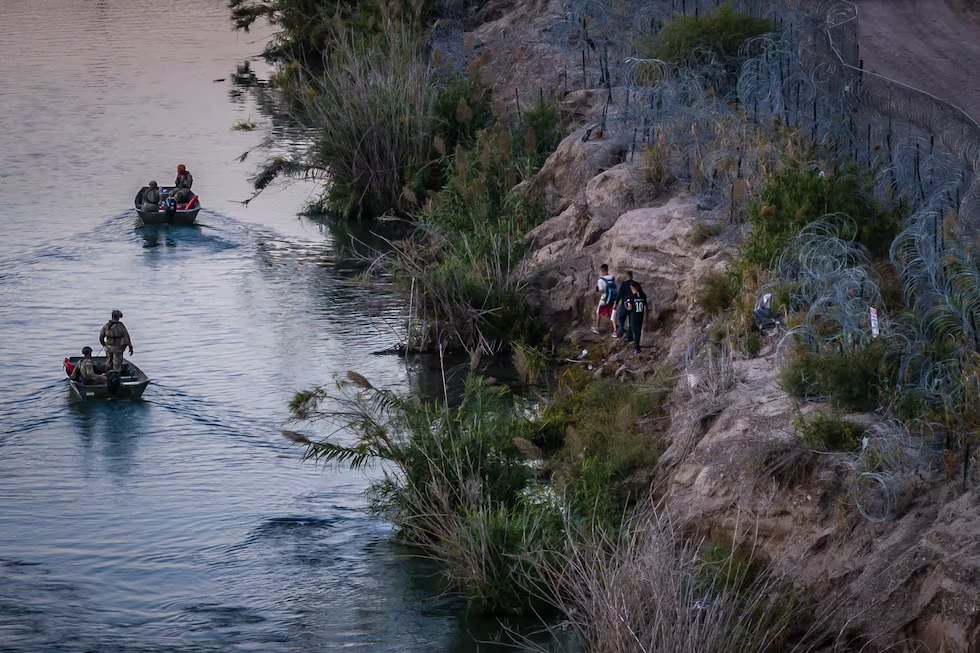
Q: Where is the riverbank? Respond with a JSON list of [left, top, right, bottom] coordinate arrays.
[[244, 0, 980, 650]]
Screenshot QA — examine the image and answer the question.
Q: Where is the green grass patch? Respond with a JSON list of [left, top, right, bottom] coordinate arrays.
[[696, 270, 739, 316], [649, 4, 771, 90], [742, 164, 903, 270], [780, 342, 887, 412], [794, 410, 865, 451]]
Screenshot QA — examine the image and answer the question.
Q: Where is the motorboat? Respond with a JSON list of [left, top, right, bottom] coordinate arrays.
[[134, 186, 201, 225], [64, 356, 150, 400]]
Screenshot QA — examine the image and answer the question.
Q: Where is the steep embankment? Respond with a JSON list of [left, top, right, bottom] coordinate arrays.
[[453, 0, 980, 649], [856, 0, 980, 122], [521, 124, 980, 652]]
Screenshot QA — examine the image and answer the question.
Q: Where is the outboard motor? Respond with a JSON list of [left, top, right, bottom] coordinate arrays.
[[163, 196, 177, 219], [106, 370, 122, 396]]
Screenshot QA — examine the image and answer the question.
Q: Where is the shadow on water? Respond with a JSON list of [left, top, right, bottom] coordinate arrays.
[[67, 392, 151, 478]]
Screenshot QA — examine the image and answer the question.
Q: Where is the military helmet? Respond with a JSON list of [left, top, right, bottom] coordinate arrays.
[[82, 346, 93, 355], [148, 180, 158, 189], [111, 309, 123, 319]]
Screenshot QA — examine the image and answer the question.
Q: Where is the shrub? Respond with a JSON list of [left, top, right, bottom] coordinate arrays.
[[536, 509, 802, 653], [780, 342, 887, 411], [690, 220, 723, 245], [743, 164, 901, 269], [546, 374, 673, 525], [432, 72, 493, 152], [249, 22, 437, 217], [519, 96, 564, 165], [893, 389, 927, 422], [696, 270, 738, 316], [651, 4, 772, 91], [794, 411, 864, 451], [743, 332, 763, 357]]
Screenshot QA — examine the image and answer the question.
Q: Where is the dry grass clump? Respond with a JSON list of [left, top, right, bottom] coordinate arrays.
[[536, 508, 799, 653]]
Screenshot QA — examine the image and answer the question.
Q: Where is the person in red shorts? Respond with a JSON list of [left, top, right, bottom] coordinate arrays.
[[591, 263, 618, 335]]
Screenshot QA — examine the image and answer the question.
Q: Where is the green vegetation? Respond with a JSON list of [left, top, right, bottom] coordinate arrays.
[[780, 342, 886, 412], [793, 410, 865, 451], [287, 368, 673, 615], [388, 95, 564, 353], [743, 332, 763, 357], [649, 4, 772, 90], [696, 269, 739, 316], [742, 164, 902, 269], [228, 0, 438, 59]]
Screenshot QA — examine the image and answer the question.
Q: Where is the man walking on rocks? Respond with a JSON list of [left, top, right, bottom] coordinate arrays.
[[614, 270, 635, 339], [592, 264, 617, 335], [626, 281, 648, 354]]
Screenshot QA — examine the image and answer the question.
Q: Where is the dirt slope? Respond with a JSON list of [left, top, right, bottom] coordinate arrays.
[[855, 0, 980, 122]]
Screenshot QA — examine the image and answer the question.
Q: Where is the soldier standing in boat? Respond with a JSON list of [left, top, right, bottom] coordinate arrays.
[[100, 309, 133, 373]]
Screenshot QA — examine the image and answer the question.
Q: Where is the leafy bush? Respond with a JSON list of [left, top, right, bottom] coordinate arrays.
[[696, 270, 739, 316], [251, 21, 437, 218], [743, 332, 763, 357], [546, 373, 673, 525], [780, 342, 887, 411], [651, 4, 771, 90], [794, 411, 865, 451], [432, 72, 493, 152], [743, 165, 901, 269], [391, 122, 555, 352]]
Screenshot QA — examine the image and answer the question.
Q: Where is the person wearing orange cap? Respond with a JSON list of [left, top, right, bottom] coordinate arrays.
[[174, 164, 193, 190]]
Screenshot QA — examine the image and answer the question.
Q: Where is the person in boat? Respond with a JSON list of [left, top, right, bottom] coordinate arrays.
[[99, 309, 133, 373], [174, 164, 193, 190], [142, 181, 161, 212], [172, 186, 194, 206], [71, 346, 106, 385]]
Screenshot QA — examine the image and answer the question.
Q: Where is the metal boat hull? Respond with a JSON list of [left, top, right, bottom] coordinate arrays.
[[65, 356, 150, 400], [134, 186, 201, 225]]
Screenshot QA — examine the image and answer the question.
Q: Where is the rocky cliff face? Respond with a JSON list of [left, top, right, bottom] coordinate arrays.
[[521, 127, 980, 652]]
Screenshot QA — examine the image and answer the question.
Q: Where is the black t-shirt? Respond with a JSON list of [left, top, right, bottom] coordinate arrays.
[[617, 280, 633, 307]]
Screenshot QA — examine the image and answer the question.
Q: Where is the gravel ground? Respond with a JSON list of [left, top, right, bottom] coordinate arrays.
[[855, 0, 980, 122]]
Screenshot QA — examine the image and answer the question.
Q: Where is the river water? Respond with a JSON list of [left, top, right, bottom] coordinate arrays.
[[0, 2, 525, 650]]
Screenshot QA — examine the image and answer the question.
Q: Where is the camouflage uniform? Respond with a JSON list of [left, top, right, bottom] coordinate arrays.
[[173, 187, 193, 204], [100, 319, 132, 372], [142, 186, 161, 212], [73, 358, 106, 385], [174, 170, 193, 189]]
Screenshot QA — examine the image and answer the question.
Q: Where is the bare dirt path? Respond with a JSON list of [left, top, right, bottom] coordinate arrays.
[[854, 0, 980, 123]]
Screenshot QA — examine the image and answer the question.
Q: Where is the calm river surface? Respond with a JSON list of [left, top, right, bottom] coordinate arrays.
[[0, 2, 528, 650]]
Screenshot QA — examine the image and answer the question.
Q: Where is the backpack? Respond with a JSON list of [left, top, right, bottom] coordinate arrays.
[[600, 275, 618, 305]]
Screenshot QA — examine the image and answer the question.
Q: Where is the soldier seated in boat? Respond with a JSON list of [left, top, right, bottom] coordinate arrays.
[[142, 181, 161, 212], [71, 347, 106, 385], [174, 164, 193, 190], [172, 186, 193, 206]]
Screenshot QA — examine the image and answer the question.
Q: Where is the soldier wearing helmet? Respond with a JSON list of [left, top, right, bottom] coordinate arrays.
[[71, 346, 107, 385], [174, 164, 193, 190], [142, 181, 161, 212], [99, 310, 133, 373]]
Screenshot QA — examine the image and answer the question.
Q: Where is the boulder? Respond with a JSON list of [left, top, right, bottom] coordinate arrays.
[[584, 160, 663, 223], [525, 128, 629, 216], [599, 194, 728, 320]]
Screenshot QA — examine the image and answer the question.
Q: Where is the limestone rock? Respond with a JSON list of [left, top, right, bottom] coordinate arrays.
[[526, 128, 629, 216], [584, 160, 663, 223], [599, 194, 728, 319]]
